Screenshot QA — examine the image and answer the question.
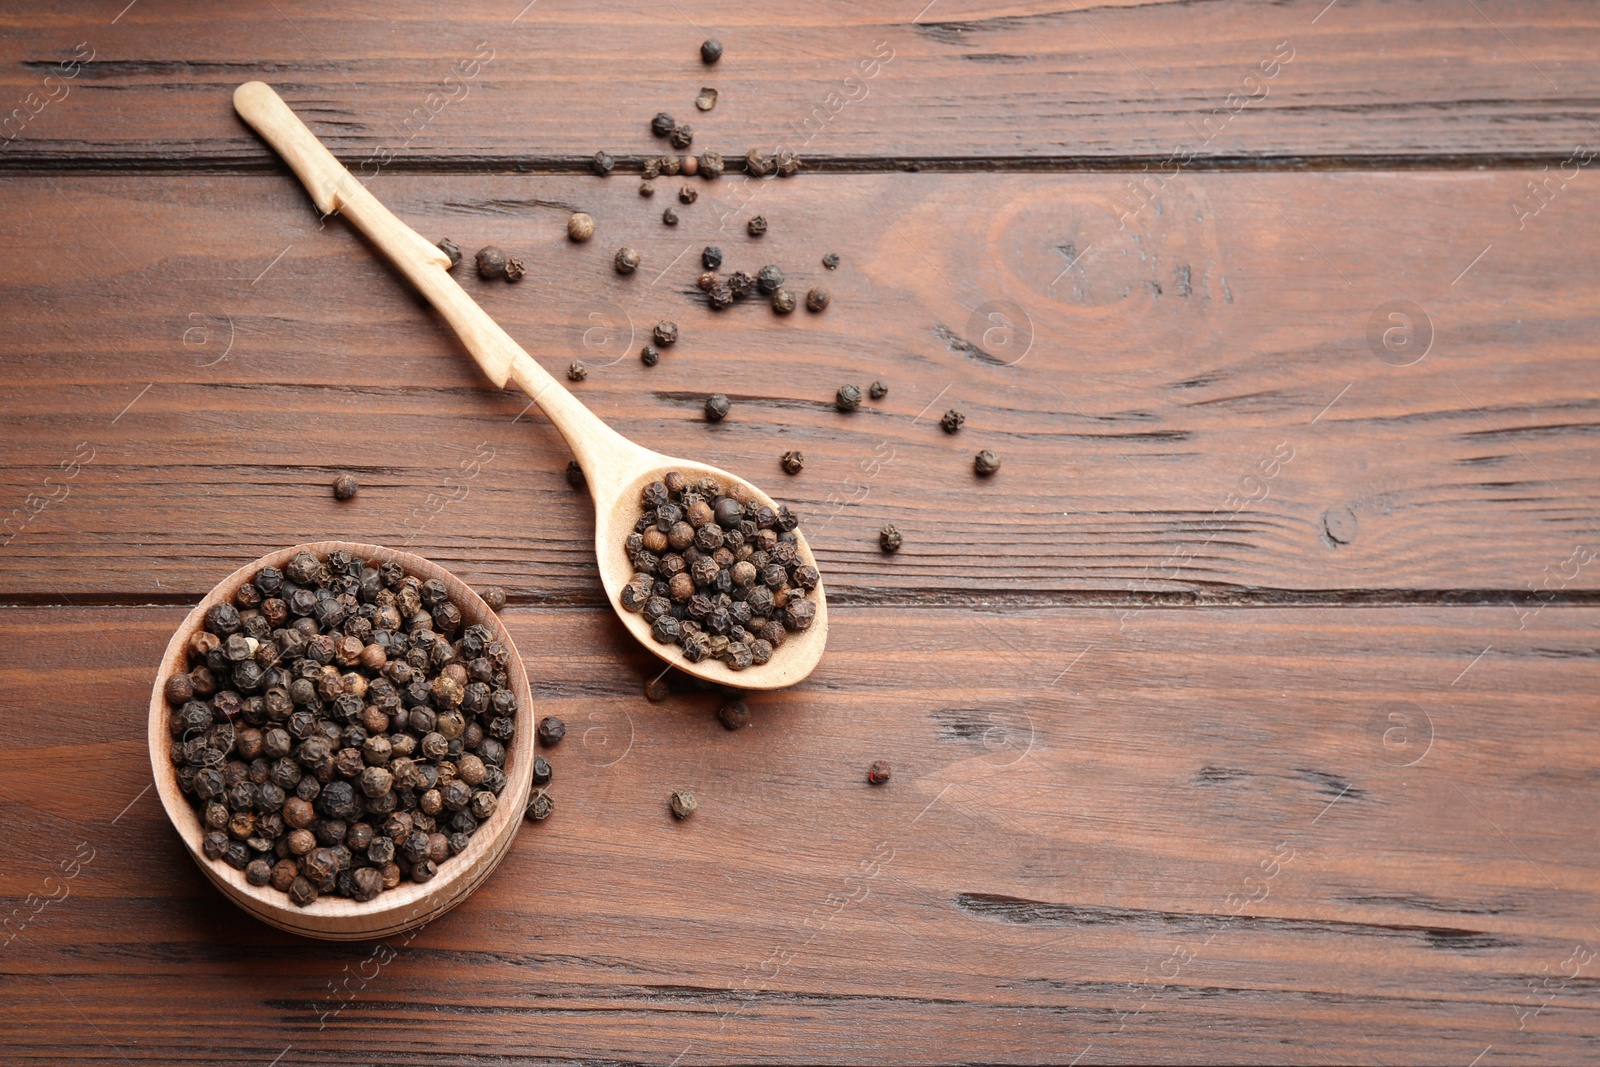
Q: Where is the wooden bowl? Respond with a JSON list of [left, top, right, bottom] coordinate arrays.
[[147, 541, 535, 941]]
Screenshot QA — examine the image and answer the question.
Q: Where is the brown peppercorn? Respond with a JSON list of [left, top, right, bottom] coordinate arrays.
[[652, 112, 676, 137], [880, 524, 903, 553], [806, 287, 830, 312], [654, 321, 679, 347], [718, 699, 750, 730], [698, 270, 718, 291], [705, 393, 731, 422], [780, 450, 804, 475], [332, 473, 358, 500], [680, 153, 698, 177], [670, 123, 694, 150], [745, 149, 774, 177], [645, 675, 672, 701], [975, 449, 1002, 476], [525, 790, 554, 821], [641, 344, 660, 366], [165, 673, 195, 705], [679, 185, 699, 204], [288, 876, 319, 907], [642, 157, 662, 179], [836, 384, 862, 412], [437, 238, 462, 268], [869, 380, 888, 399], [695, 87, 718, 112], [537, 716, 566, 746], [662, 207, 680, 226], [698, 152, 724, 179], [775, 149, 802, 177], [504, 258, 526, 282], [708, 282, 734, 309], [639, 179, 656, 198], [615, 247, 642, 274], [771, 288, 796, 315], [867, 760, 892, 785], [747, 215, 767, 237], [728, 270, 755, 297], [568, 360, 588, 382], [476, 246, 507, 279], [940, 409, 965, 434], [669, 789, 698, 819], [568, 212, 595, 242]]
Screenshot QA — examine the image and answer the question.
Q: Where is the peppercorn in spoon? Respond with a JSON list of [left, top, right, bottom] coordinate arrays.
[[233, 82, 827, 690]]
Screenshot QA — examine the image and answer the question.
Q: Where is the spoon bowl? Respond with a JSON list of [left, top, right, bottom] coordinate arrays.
[[234, 82, 827, 690]]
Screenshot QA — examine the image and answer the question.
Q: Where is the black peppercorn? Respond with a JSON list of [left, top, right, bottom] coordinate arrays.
[[775, 149, 802, 177], [662, 207, 680, 226], [728, 271, 755, 297], [525, 791, 554, 821], [670, 123, 694, 150], [822, 252, 839, 270], [538, 716, 565, 746], [717, 699, 750, 730], [615, 247, 642, 274], [867, 760, 892, 785], [640, 179, 656, 198], [747, 215, 767, 237], [941, 409, 965, 433], [701, 39, 722, 63], [756, 264, 784, 294], [880, 524, 902, 553], [652, 112, 676, 137], [705, 393, 731, 422], [643, 157, 662, 179], [698, 152, 724, 179], [870, 380, 888, 399], [835, 384, 862, 412], [771, 288, 796, 315], [478, 586, 507, 612], [654, 321, 679, 347], [641, 344, 660, 366], [437, 238, 462, 268], [702, 246, 723, 270], [708, 282, 734, 310], [745, 149, 774, 177], [781, 450, 804, 475], [532, 756, 552, 785], [568, 360, 588, 382], [476, 246, 507, 279], [566, 460, 586, 488], [669, 789, 698, 819], [591, 150, 615, 177], [806, 287, 830, 312], [679, 185, 698, 204], [974, 449, 1001, 476]]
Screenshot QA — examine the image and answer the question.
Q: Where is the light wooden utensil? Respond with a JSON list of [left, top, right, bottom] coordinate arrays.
[[148, 541, 536, 940], [234, 81, 826, 690]]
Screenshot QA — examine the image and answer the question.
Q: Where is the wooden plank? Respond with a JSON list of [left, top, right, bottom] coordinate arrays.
[[1, 171, 1597, 601], [1, 1, 1598, 170], [2, 603, 1597, 1063]]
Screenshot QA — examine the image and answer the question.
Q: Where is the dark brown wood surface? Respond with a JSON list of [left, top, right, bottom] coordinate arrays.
[[2, 2, 1598, 1064]]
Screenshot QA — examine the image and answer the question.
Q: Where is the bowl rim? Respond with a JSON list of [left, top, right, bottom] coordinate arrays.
[[147, 540, 536, 934]]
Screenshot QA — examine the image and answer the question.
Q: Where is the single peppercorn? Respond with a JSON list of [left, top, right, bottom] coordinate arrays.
[[652, 112, 676, 137], [836, 384, 862, 412], [478, 586, 507, 611], [568, 212, 595, 242], [680, 154, 698, 177], [822, 252, 840, 270], [695, 87, 718, 111], [615, 247, 642, 274], [567, 459, 587, 487], [775, 149, 803, 177], [705, 393, 731, 422], [974, 449, 1001, 476], [771, 288, 796, 315], [525, 791, 553, 821], [780, 450, 804, 475], [756, 264, 784, 294], [538, 716, 565, 746], [745, 149, 774, 177], [728, 270, 755, 297], [654, 321, 679, 347], [639, 180, 656, 198], [679, 185, 698, 204], [645, 675, 671, 702], [708, 282, 734, 309], [532, 756, 552, 786], [641, 344, 660, 366], [332, 473, 359, 501], [867, 760, 892, 785], [806, 287, 830, 312], [165, 672, 194, 705], [642, 157, 662, 179], [717, 699, 750, 730], [880, 524, 903, 553], [669, 789, 698, 819], [670, 123, 694, 149], [504, 258, 526, 282], [591, 150, 615, 177], [476, 246, 507, 279], [940, 409, 965, 433], [662, 207, 680, 226], [702, 246, 723, 270], [870, 380, 888, 399], [747, 215, 768, 237], [698, 151, 724, 179], [700, 38, 722, 63], [437, 238, 462, 269], [698, 271, 718, 291]]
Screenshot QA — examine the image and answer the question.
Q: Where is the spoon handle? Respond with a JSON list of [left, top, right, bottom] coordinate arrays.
[[232, 81, 637, 482]]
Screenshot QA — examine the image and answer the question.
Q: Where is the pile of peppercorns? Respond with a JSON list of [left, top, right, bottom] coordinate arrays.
[[619, 471, 816, 670], [163, 549, 521, 908]]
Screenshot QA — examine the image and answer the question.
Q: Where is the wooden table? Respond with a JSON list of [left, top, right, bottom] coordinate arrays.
[[3, 3, 1597, 1063]]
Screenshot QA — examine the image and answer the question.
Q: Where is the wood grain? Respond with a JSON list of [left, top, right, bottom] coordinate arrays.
[[1, 1, 1598, 171], [0, 171, 1596, 602], [2, 603, 1597, 1063]]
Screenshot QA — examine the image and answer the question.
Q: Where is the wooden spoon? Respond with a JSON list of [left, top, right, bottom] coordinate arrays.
[[233, 81, 827, 690]]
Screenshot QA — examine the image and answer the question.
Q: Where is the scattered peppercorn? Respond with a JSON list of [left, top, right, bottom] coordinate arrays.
[[702, 246, 724, 270], [695, 87, 718, 111], [654, 321, 679, 347], [728, 270, 755, 297], [718, 699, 750, 730], [705, 393, 731, 422], [869, 380, 888, 399], [532, 756, 552, 786], [615, 247, 642, 274], [679, 185, 698, 204], [332, 474, 359, 501], [568, 361, 588, 382], [504, 258, 526, 282], [698, 271, 718, 291], [525, 791, 553, 821], [806, 287, 830, 312], [669, 789, 698, 819], [476, 246, 507, 279], [568, 212, 595, 242], [645, 675, 671, 702], [698, 151, 724, 179], [680, 153, 698, 177], [642, 157, 662, 179], [781, 450, 804, 475], [700, 38, 723, 63], [747, 215, 768, 237], [835, 384, 862, 412], [538, 716, 566, 746], [775, 149, 802, 177], [940, 409, 965, 434], [974, 450, 1001, 476], [639, 180, 656, 197], [880, 524, 903, 553], [165, 549, 521, 906], [756, 264, 784, 294], [867, 760, 892, 785], [771, 289, 796, 314], [745, 149, 774, 177], [708, 282, 734, 309], [651, 112, 675, 137], [437, 238, 462, 268], [670, 123, 694, 150], [662, 208, 680, 226], [567, 459, 587, 488], [822, 252, 839, 270], [641, 344, 660, 366], [479, 586, 507, 611], [591, 150, 615, 177]]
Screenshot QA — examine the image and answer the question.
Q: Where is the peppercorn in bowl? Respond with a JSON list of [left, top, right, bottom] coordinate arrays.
[[147, 541, 535, 940]]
